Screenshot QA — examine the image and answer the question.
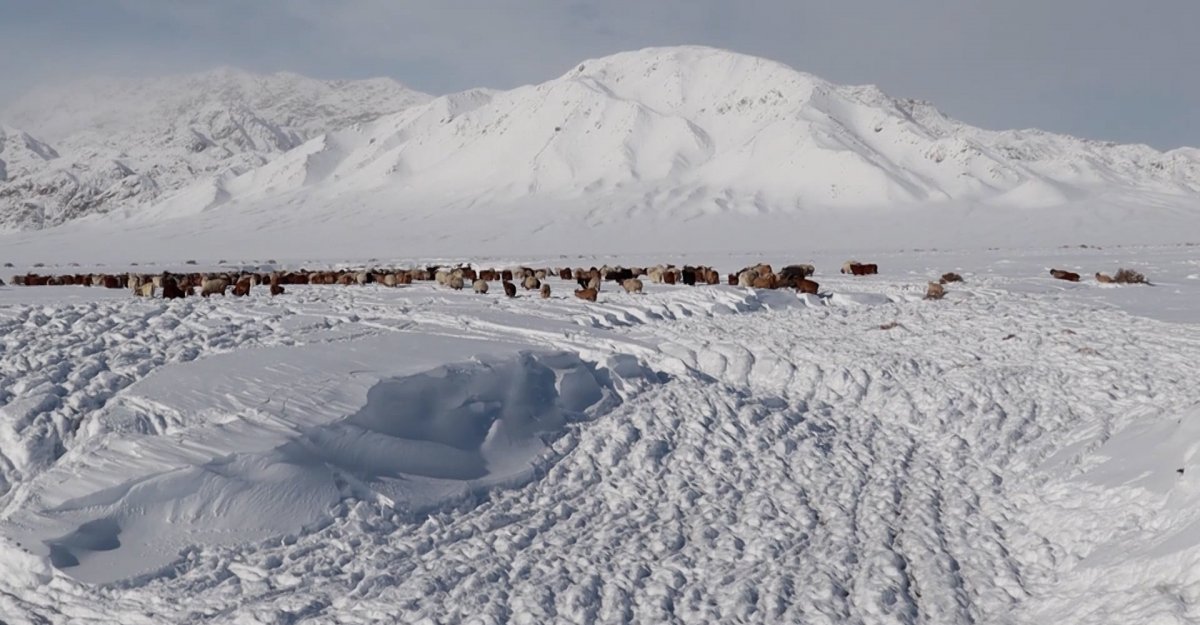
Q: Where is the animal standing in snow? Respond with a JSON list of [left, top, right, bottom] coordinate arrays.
[[622, 278, 644, 294], [503, 281, 517, 298], [925, 282, 946, 300], [540, 283, 551, 299], [201, 278, 228, 297], [473, 279, 489, 294], [574, 287, 598, 302]]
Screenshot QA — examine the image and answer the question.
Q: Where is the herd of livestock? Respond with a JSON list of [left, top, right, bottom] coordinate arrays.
[[2, 259, 1147, 302]]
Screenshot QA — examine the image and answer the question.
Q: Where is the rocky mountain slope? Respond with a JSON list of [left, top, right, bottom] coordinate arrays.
[[0, 69, 429, 230]]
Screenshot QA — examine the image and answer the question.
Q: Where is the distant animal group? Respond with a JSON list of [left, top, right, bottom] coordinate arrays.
[[1050, 267, 1148, 285], [4, 258, 1000, 305]]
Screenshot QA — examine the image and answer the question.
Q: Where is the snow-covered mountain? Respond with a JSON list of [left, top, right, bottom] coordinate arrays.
[[0, 69, 430, 230], [160, 46, 1200, 218], [2, 46, 1199, 261]]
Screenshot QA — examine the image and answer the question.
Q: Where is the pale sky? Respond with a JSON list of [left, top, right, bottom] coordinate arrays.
[[1, 0, 1196, 149]]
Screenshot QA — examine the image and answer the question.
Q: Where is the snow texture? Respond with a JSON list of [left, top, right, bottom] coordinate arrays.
[[0, 245, 1199, 623]]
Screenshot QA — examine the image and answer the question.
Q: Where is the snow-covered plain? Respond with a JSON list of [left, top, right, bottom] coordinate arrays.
[[2, 245, 1200, 624]]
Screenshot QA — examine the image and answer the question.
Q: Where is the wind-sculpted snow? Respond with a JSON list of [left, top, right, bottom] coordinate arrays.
[[1, 255, 1199, 623]]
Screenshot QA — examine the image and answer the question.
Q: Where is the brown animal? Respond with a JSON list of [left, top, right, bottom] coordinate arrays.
[[663, 271, 677, 285], [503, 281, 517, 298], [1049, 269, 1081, 282], [232, 277, 252, 297], [925, 282, 946, 300], [728, 273, 738, 286], [845, 263, 878, 276], [751, 274, 777, 289], [940, 272, 963, 284], [162, 277, 185, 300], [1095, 272, 1114, 284], [574, 287, 598, 302], [270, 283, 286, 296], [795, 279, 819, 295], [558, 268, 573, 280], [540, 283, 551, 299]]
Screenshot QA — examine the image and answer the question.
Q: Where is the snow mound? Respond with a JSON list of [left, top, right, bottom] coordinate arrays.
[[4, 334, 639, 583]]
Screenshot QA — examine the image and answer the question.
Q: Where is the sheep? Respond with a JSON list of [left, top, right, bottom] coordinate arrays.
[[201, 278, 228, 297], [737, 270, 757, 287], [270, 283, 286, 296], [647, 266, 666, 284], [925, 282, 946, 300], [523, 275, 541, 290], [587, 275, 601, 291], [534, 269, 547, 280], [558, 268, 573, 280], [728, 273, 738, 285], [503, 281, 517, 298], [540, 283, 551, 299], [383, 273, 398, 287], [622, 278, 644, 294], [574, 287, 598, 302], [1095, 272, 1114, 284], [841, 260, 859, 275], [663, 271, 677, 285], [135, 282, 156, 298], [473, 279, 489, 294], [448, 275, 465, 290], [435, 270, 451, 286], [1049, 269, 1081, 282]]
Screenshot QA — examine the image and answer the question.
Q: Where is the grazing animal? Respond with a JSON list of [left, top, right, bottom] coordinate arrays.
[[383, 273, 398, 287], [201, 278, 228, 297], [940, 272, 964, 284], [103, 275, 120, 289], [559, 268, 573, 280], [448, 275, 465, 290], [540, 283, 551, 299], [587, 275, 601, 291], [1113, 268, 1148, 284], [845, 263, 878, 276], [1095, 272, 1114, 284], [574, 287, 598, 302], [752, 274, 777, 289], [925, 282, 946, 300], [473, 279, 489, 294], [622, 278, 644, 294], [135, 282, 155, 298], [795, 278, 819, 294], [663, 271, 677, 285], [270, 283, 285, 296], [728, 273, 738, 286], [681, 267, 697, 286], [737, 270, 757, 287], [162, 277, 185, 299], [523, 276, 541, 290], [503, 281, 517, 298], [232, 277, 252, 297], [1049, 269, 1081, 282], [780, 264, 815, 280]]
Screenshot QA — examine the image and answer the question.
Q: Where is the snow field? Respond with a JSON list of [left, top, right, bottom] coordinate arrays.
[[0, 255, 1198, 623]]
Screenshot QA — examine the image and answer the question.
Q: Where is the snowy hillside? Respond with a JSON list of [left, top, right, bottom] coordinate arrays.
[[3, 45, 1196, 263], [0, 69, 430, 231]]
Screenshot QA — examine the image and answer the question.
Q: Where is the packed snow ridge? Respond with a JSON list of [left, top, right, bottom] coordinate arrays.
[[0, 69, 430, 230]]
